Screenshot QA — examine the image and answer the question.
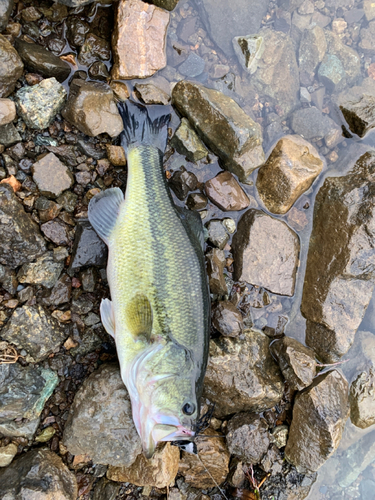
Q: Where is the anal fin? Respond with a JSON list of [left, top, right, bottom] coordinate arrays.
[[100, 298, 115, 339], [126, 294, 153, 341]]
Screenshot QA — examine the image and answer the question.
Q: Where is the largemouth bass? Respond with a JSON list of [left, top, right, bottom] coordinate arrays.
[[88, 101, 210, 457]]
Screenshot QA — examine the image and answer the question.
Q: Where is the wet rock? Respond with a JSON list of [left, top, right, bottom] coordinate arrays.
[[169, 167, 197, 200], [35, 197, 62, 222], [227, 413, 269, 464], [69, 220, 108, 270], [349, 368, 375, 429], [170, 117, 208, 162], [45, 145, 78, 167], [48, 274, 71, 305], [1, 305, 66, 363], [110, 81, 130, 102], [18, 252, 63, 289], [0, 98, 16, 126], [134, 83, 170, 105], [232, 209, 300, 296], [336, 429, 375, 487], [233, 34, 264, 75], [299, 26, 327, 85], [365, 0, 375, 21], [206, 248, 227, 296], [206, 219, 229, 249], [0, 122, 21, 146], [32, 152, 73, 198], [0, 264, 17, 294], [193, 0, 269, 56], [318, 54, 346, 93], [149, 0, 179, 10], [285, 370, 349, 472], [301, 151, 375, 363], [0, 363, 58, 438], [186, 193, 207, 211], [66, 16, 90, 47], [256, 135, 323, 215], [78, 32, 110, 66], [0, 0, 13, 32], [270, 336, 317, 391], [271, 425, 289, 449], [360, 21, 375, 54], [41, 220, 69, 246], [62, 79, 123, 137], [93, 478, 121, 500], [0, 443, 17, 467], [179, 428, 230, 487], [204, 330, 284, 417], [291, 106, 340, 143], [107, 442, 179, 487], [0, 34, 24, 98], [212, 300, 243, 337], [14, 39, 70, 83], [205, 171, 250, 211], [64, 364, 141, 466], [261, 461, 317, 500], [106, 145, 126, 166], [179, 53, 205, 78], [111, 0, 169, 80], [0, 448, 77, 499], [88, 61, 110, 81], [172, 81, 264, 182], [0, 184, 46, 268]]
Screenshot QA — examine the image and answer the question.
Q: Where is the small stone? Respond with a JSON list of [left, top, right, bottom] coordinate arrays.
[[48, 274, 72, 305], [18, 252, 64, 289], [178, 52, 205, 78], [41, 220, 69, 246], [0, 0, 13, 32], [300, 87, 311, 103], [205, 171, 250, 212], [69, 221, 108, 270], [360, 20, 375, 54], [206, 248, 227, 296], [0, 122, 21, 147], [92, 478, 121, 500], [364, 0, 375, 21], [170, 118, 208, 163], [212, 300, 243, 337], [106, 145, 126, 166], [88, 61, 110, 81], [271, 425, 289, 448], [318, 54, 346, 92], [349, 368, 375, 429], [298, 0, 314, 14], [148, 0, 179, 10], [222, 217, 236, 233], [0, 443, 18, 468], [206, 219, 230, 250], [80, 268, 96, 292], [134, 83, 170, 105], [226, 413, 270, 464], [232, 34, 264, 74], [0, 175, 21, 192], [0, 34, 24, 98], [0, 264, 17, 294], [57, 191, 77, 213], [212, 64, 230, 79], [299, 26, 327, 85], [291, 106, 340, 141], [78, 32, 110, 66], [344, 8, 365, 24], [169, 167, 197, 200], [186, 193, 207, 211], [35, 426, 56, 442], [109, 81, 130, 102], [332, 18, 347, 34], [0, 98, 16, 126], [111, 0, 170, 80]]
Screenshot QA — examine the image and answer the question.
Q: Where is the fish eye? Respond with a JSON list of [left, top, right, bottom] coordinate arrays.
[[182, 402, 196, 415]]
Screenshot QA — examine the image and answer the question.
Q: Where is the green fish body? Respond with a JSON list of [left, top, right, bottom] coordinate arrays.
[[88, 102, 210, 457]]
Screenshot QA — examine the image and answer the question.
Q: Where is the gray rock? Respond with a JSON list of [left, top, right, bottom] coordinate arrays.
[[290, 106, 341, 142], [318, 54, 346, 92], [63, 363, 142, 466], [232, 209, 300, 296], [0, 122, 21, 146], [15, 77, 67, 130], [69, 220, 108, 270], [17, 252, 64, 289], [93, 478, 121, 500], [179, 52, 205, 78], [0, 98, 16, 126], [271, 425, 289, 449], [0, 363, 58, 439], [206, 248, 227, 296], [169, 167, 197, 200], [134, 83, 170, 105], [206, 220, 229, 250], [0, 184, 46, 268], [301, 151, 375, 363], [0, 0, 13, 32], [336, 429, 375, 488], [233, 34, 264, 74], [0, 34, 23, 98], [299, 26, 327, 85], [32, 152, 73, 198], [261, 461, 317, 499], [205, 171, 250, 211], [170, 117, 208, 162], [212, 300, 243, 337], [0, 448, 77, 499], [0, 264, 17, 294], [270, 336, 317, 391], [52, 0, 94, 6], [57, 191, 77, 213], [172, 81, 264, 182], [360, 20, 375, 54], [349, 368, 375, 429], [285, 370, 349, 473], [1, 305, 67, 363], [365, 0, 375, 21], [14, 39, 70, 83], [35, 197, 62, 222], [203, 330, 284, 418], [41, 219, 70, 246], [48, 274, 71, 305], [226, 413, 270, 463]]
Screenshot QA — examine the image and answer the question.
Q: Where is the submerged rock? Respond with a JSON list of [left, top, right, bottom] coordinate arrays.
[[226, 413, 270, 464], [301, 151, 375, 363], [0, 0, 13, 32], [299, 26, 327, 85], [206, 219, 229, 250], [170, 117, 208, 162], [205, 171, 250, 211], [349, 368, 375, 429], [232, 209, 300, 296], [0, 34, 24, 98], [111, 0, 169, 80], [32, 152, 73, 198], [0, 449, 77, 499], [256, 135, 323, 215], [69, 220, 108, 270], [233, 34, 264, 74], [17, 252, 63, 289], [134, 83, 170, 105], [0, 184, 46, 268], [290, 106, 340, 142], [204, 330, 284, 417], [336, 429, 375, 487], [285, 370, 349, 473], [172, 81, 264, 182]]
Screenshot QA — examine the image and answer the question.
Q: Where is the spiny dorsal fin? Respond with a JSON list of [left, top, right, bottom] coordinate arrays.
[[100, 298, 115, 338], [88, 187, 124, 244], [126, 294, 153, 341]]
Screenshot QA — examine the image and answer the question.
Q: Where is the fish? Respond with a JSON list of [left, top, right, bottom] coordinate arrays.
[[88, 100, 210, 458]]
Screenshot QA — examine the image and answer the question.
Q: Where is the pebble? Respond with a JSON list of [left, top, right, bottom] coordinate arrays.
[[206, 248, 227, 296], [106, 145, 127, 166], [298, 26, 327, 85], [0, 122, 21, 147], [41, 219, 70, 246], [169, 167, 197, 200], [206, 219, 229, 250], [92, 478, 121, 500], [179, 52, 205, 77], [186, 193, 207, 211], [134, 83, 170, 105], [0, 34, 24, 98], [170, 117, 208, 163], [233, 34, 264, 74], [205, 171, 250, 211], [69, 221, 108, 270], [17, 252, 64, 289], [291, 106, 340, 141], [78, 32, 111, 66], [0, 0, 13, 32], [212, 300, 243, 337], [271, 425, 289, 448], [0, 443, 18, 467], [48, 274, 72, 305], [349, 368, 375, 429], [0, 98, 16, 126], [226, 413, 270, 464]]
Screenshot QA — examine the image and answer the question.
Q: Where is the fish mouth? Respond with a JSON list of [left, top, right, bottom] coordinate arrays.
[[143, 423, 195, 459]]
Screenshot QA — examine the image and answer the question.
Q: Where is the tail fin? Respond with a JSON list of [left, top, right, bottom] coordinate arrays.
[[117, 100, 171, 154]]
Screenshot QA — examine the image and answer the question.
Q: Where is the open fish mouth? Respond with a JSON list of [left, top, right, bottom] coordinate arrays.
[[142, 423, 195, 458]]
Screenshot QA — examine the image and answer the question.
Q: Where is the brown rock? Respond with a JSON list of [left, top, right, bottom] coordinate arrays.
[[212, 300, 243, 337], [179, 428, 230, 488], [111, 0, 170, 80], [256, 136, 323, 215], [0, 34, 24, 98], [107, 442, 179, 487], [232, 209, 300, 296], [205, 171, 250, 211], [206, 248, 227, 296], [32, 152, 73, 198], [106, 145, 126, 166], [226, 413, 270, 464], [0, 98, 16, 126], [109, 81, 130, 101], [285, 370, 349, 472], [349, 368, 375, 429], [134, 83, 170, 105]]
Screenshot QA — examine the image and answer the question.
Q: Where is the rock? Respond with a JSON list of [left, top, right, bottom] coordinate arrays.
[[0, 449, 77, 499], [0, 184, 46, 268], [35, 197, 62, 222], [134, 83, 170, 105], [232, 209, 300, 296], [261, 461, 317, 500], [0, 363, 58, 438], [93, 478, 121, 500], [17, 252, 63, 289], [170, 117, 208, 162], [0, 443, 17, 467], [62, 79, 123, 137], [78, 33, 110, 66], [256, 135, 323, 214], [14, 39, 70, 83], [107, 442, 179, 487], [336, 429, 375, 487], [0, 98, 16, 126], [66, 16, 90, 47], [0, 122, 21, 146], [1, 305, 67, 363], [193, 0, 269, 56], [63, 364, 141, 467], [299, 26, 327, 85], [206, 219, 230, 250], [172, 81, 264, 182], [212, 300, 243, 337], [179, 428, 230, 487], [233, 34, 264, 75], [0, 0, 13, 32], [206, 248, 227, 296], [271, 425, 289, 449], [318, 54, 346, 93], [88, 61, 110, 81], [349, 368, 375, 429], [205, 171, 250, 211], [226, 413, 270, 464], [301, 151, 375, 363], [169, 167, 197, 200], [0, 34, 24, 98], [111, 0, 169, 80], [106, 145, 126, 166], [285, 370, 349, 472], [110, 81, 130, 102], [360, 21, 375, 54], [69, 220, 108, 270], [0, 264, 17, 294], [179, 53, 205, 78], [148, 0, 179, 10], [32, 152, 73, 197], [290, 106, 340, 142], [270, 336, 317, 391], [203, 330, 284, 417], [41, 219, 69, 246], [365, 0, 375, 21], [246, 29, 299, 117]]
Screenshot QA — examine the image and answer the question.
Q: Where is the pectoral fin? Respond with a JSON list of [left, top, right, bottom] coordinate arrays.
[[100, 298, 115, 338], [88, 187, 124, 244], [126, 294, 153, 341]]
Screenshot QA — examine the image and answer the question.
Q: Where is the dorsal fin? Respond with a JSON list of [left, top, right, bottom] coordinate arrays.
[[126, 294, 153, 341], [88, 187, 124, 244]]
